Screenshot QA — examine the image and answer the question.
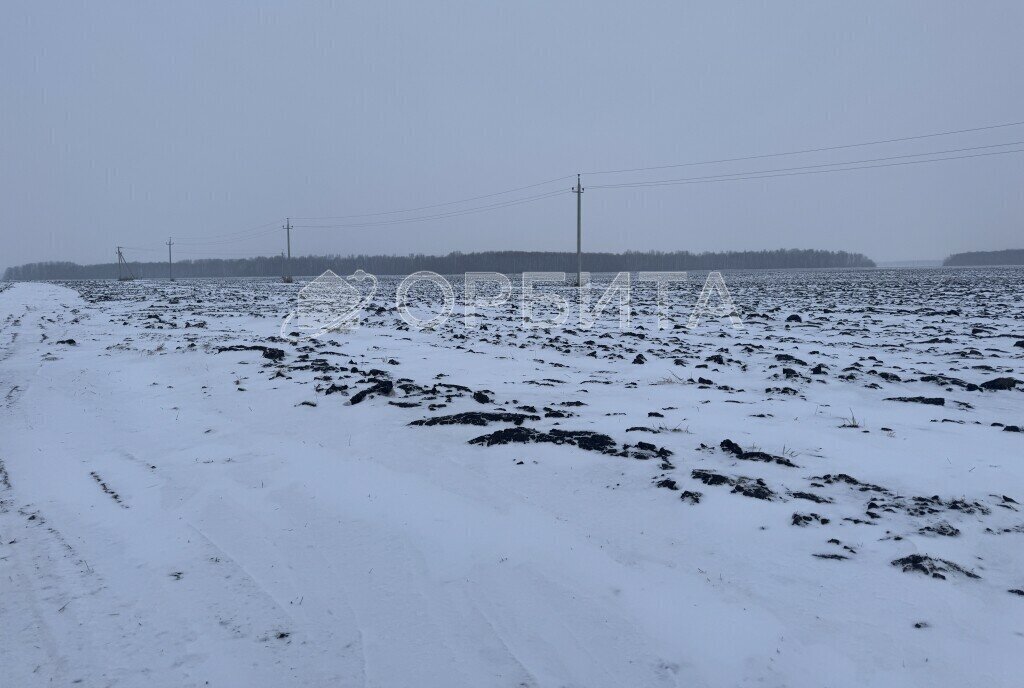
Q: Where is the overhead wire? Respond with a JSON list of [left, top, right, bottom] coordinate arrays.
[[173, 220, 282, 244], [291, 174, 575, 221], [294, 188, 568, 229], [114, 118, 1024, 252], [589, 147, 1024, 190], [584, 119, 1024, 176], [589, 141, 1024, 189]]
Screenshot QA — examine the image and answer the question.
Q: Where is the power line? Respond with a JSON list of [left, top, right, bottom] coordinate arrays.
[[289, 119, 1024, 230], [112, 118, 1024, 258], [584, 119, 1024, 176], [292, 120, 1024, 224], [172, 249, 280, 257], [590, 140, 1024, 189], [115, 222, 282, 254], [294, 189, 567, 229], [292, 174, 575, 221], [173, 220, 282, 244], [173, 231, 282, 249], [175, 224, 282, 246], [589, 147, 1024, 190], [125, 143, 1021, 250]]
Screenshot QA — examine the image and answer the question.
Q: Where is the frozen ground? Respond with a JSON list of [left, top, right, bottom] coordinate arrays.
[[0, 268, 1022, 687]]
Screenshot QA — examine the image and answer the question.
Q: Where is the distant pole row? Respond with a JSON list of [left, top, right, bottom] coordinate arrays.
[[111, 119, 1024, 282], [274, 178, 585, 285], [133, 222, 285, 283]]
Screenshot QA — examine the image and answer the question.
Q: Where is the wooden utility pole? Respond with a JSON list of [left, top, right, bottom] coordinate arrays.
[[166, 238, 174, 281], [572, 174, 584, 287], [282, 218, 294, 283]]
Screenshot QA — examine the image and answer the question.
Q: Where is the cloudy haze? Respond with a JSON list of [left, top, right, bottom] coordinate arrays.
[[2, 1, 1023, 272]]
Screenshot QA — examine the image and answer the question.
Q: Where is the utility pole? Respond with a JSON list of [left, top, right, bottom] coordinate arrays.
[[116, 246, 134, 281], [166, 238, 174, 281], [572, 174, 584, 287], [282, 218, 293, 283]]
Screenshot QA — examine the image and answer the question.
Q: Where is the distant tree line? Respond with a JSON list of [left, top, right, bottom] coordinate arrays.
[[3, 249, 876, 281], [943, 249, 1024, 267]]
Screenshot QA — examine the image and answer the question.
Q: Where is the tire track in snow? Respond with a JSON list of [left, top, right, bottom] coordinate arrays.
[[191, 493, 370, 686]]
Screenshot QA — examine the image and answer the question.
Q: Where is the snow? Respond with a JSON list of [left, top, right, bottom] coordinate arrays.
[[1, 270, 1022, 687]]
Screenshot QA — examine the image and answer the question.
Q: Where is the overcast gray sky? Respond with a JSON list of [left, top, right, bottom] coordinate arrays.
[[2, 1, 1023, 271]]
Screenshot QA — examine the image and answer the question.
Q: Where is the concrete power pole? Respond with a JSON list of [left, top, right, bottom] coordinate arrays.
[[167, 238, 174, 281], [572, 174, 584, 287], [282, 218, 293, 283]]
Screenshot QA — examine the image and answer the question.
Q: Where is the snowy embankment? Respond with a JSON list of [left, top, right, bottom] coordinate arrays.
[[1, 272, 1022, 687]]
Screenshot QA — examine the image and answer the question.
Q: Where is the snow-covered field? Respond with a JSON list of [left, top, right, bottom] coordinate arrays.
[[1, 268, 1022, 687]]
